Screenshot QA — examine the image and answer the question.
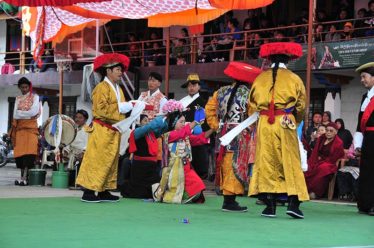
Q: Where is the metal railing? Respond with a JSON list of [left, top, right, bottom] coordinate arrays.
[[0, 16, 373, 74]]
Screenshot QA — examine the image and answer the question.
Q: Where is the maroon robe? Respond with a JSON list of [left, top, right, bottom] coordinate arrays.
[[305, 134, 345, 197]]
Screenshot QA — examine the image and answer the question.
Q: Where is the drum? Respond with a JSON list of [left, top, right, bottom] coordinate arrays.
[[42, 114, 77, 147]]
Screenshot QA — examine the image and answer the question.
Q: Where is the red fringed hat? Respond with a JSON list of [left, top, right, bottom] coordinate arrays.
[[224, 62, 262, 84], [259, 42, 303, 59], [93, 53, 130, 72]]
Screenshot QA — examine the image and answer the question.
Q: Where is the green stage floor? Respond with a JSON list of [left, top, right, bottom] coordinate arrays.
[[0, 196, 373, 248]]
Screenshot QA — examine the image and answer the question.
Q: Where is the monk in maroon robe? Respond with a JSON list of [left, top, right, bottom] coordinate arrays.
[[305, 122, 345, 198]]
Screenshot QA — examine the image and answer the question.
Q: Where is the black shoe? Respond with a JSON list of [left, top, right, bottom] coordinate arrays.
[[261, 206, 276, 217], [15, 180, 20, 186], [221, 202, 248, 212], [368, 207, 374, 216], [98, 191, 120, 202], [287, 195, 304, 219], [261, 193, 276, 218], [81, 190, 100, 203]]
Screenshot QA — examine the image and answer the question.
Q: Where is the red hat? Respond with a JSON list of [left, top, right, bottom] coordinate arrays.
[[93, 53, 130, 72], [224, 62, 262, 84], [327, 122, 339, 130], [259, 42, 303, 59]]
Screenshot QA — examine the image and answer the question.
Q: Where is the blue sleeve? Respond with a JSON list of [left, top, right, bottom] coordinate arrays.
[[134, 116, 167, 139]]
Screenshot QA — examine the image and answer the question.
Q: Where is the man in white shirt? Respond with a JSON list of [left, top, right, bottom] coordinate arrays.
[[10, 77, 41, 186], [138, 72, 167, 120], [353, 62, 374, 216]]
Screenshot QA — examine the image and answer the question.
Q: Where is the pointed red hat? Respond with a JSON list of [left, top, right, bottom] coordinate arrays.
[[259, 42, 303, 59], [224, 62, 262, 84], [93, 53, 130, 72]]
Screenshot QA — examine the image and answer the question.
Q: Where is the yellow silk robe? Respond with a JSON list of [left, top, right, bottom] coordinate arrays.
[[248, 68, 309, 201], [76, 80, 125, 192], [205, 84, 252, 195]]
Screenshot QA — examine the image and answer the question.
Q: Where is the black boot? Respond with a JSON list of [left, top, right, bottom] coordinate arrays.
[[98, 190, 120, 202], [221, 195, 248, 212], [261, 193, 276, 217], [287, 195, 304, 219], [81, 189, 100, 203]]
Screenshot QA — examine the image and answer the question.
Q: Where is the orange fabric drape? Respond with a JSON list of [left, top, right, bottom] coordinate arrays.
[[209, 0, 274, 9], [148, 8, 228, 27]]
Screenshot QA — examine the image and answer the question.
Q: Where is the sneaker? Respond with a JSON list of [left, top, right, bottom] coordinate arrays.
[[221, 202, 248, 212], [81, 191, 100, 203], [98, 191, 120, 203], [286, 209, 304, 219], [19, 180, 28, 186], [14, 180, 20, 186]]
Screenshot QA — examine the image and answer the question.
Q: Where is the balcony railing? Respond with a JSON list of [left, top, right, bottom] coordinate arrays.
[[0, 16, 373, 75]]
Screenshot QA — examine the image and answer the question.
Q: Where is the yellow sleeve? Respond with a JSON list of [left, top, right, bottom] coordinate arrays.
[[294, 77, 306, 124], [92, 83, 124, 123], [205, 91, 220, 131]]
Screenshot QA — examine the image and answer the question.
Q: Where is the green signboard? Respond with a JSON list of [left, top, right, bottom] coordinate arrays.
[[259, 38, 374, 71]]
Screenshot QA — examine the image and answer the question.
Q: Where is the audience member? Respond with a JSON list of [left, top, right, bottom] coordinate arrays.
[[305, 112, 322, 144], [322, 111, 332, 126], [325, 24, 341, 42], [305, 122, 345, 199], [341, 22, 355, 40], [335, 118, 353, 149]]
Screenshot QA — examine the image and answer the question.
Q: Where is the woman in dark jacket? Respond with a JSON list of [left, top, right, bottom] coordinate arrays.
[[335, 118, 353, 149]]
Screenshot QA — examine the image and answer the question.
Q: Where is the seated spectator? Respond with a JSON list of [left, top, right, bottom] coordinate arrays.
[[127, 44, 142, 68], [171, 39, 190, 64], [305, 112, 322, 144], [305, 122, 345, 199], [29, 50, 56, 73], [336, 144, 359, 201], [316, 9, 330, 23], [247, 33, 263, 59], [322, 111, 332, 126], [287, 21, 305, 43], [335, 118, 353, 149], [310, 124, 327, 150], [180, 28, 190, 45], [336, 9, 349, 30], [149, 42, 165, 66], [216, 18, 241, 61], [364, 1, 374, 36], [325, 24, 341, 42], [243, 9, 259, 30], [203, 37, 219, 61], [341, 22, 355, 40], [354, 8, 369, 37], [314, 24, 325, 42]]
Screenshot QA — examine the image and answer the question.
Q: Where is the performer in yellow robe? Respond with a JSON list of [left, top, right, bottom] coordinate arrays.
[[248, 42, 309, 219], [76, 53, 133, 203], [206, 62, 262, 212]]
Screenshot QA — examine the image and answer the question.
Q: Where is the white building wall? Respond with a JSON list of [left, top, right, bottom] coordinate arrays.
[[324, 92, 341, 121], [0, 86, 19, 134], [0, 20, 6, 68], [340, 80, 367, 134]]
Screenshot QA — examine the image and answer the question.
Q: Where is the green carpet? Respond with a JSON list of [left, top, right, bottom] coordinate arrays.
[[0, 196, 373, 248]]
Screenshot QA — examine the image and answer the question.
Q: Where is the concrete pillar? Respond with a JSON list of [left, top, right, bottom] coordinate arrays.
[[324, 92, 341, 121], [0, 20, 7, 68]]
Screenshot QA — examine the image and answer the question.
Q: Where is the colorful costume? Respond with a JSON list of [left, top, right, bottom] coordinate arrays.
[[248, 42, 308, 218], [206, 62, 261, 212], [353, 62, 374, 215], [76, 53, 132, 202], [155, 125, 207, 203], [153, 100, 207, 204], [121, 116, 167, 198], [305, 134, 345, 198]]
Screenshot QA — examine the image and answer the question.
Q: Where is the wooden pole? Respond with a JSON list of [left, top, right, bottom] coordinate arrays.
[[165, 28, 170, 97], [20, 29, 26, 74], [305, 0, 315, 128], [59, 70, 63, 114]]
